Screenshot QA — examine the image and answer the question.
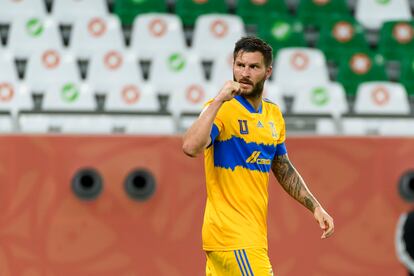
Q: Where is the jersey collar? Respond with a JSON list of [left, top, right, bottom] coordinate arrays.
[[235, 95, 262, 114]]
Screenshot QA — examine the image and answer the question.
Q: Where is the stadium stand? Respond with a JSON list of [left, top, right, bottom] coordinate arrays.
[[0, 0, 412, 135]]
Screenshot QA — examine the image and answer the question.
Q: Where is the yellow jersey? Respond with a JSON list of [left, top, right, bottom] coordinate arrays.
[[203, 95, 287, 251]]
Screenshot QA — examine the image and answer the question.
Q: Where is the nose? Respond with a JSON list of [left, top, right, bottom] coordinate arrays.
[[240, 66, 251, 77]]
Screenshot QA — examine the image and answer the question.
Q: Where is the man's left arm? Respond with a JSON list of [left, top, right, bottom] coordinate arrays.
[[271, 153, 334, 239]]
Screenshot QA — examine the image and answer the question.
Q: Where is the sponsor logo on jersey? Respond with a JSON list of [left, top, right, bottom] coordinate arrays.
[[246, 151, 271, 165]]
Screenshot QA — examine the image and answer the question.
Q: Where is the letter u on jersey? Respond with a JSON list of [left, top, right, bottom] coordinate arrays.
[[238, 119, 249, 134]]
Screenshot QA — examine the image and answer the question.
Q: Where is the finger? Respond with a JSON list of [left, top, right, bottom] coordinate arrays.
[[322, 222, 334, 239], [318, 218, 327, 230]]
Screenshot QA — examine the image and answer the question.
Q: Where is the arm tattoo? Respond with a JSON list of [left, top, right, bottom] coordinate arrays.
[[272, 154, 320, 212]]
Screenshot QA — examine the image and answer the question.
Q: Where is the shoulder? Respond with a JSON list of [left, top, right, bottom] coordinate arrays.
[[263, 98, 283, 116]]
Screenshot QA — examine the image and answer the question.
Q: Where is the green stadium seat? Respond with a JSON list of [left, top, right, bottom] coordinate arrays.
[[400, 56, 414, 96], [336, 51, 387, 96], [297, 0, 350, 29], [257, 14, 306, 56], [175, 0, 228, 27], [317, 16, 369, 64], [378, 20, 414, 61], [235, 0, 289, 26], [114, 0, 167, 26]]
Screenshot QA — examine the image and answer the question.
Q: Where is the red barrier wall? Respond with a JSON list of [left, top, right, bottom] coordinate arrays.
[[0, 136, 412, 276]]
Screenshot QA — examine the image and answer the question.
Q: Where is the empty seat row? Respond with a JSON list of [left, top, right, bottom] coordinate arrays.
[[0, 79, 410, 117], [0, 14, 245, 61], [2, 44, 414, 97]]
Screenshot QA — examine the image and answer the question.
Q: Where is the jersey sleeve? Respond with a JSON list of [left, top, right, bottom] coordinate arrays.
[[275, 111, 287, 156], [202, 99, 224, 144]]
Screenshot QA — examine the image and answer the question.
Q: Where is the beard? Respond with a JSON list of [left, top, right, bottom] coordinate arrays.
[[233, 75, 266, 99]]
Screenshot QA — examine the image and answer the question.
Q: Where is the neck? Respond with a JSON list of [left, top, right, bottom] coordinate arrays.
[[243, 94, 262, 112]]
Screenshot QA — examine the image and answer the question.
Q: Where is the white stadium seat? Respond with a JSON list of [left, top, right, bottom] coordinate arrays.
[[0, 50, 18, 82], [8, 17, 62, 59], [210, 51, 234, 88], [0, 0, 46, 25], [356, 0, 412, 30], [131, 13, 187, 61], [25, 48, 80, 93], [354, 81, 410, 115], [0, 81, 32, 113], [292, 82, 348, 115], [51, 0, 109, 25], [87, 49, 144, 94], [105, 83, 159, 112], [168, 81, 217, 117], [42, 82, 95, 111], [69, 15, 125, 60], [192, 14, 245, 60], [148, 49, 205, 95], [0, 81, 32, 132], [274, 47, 330, 96], [263, 81, 286, 113]]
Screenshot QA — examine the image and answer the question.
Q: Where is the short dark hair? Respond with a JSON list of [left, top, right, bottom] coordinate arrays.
[[233, 36, 273, 67]]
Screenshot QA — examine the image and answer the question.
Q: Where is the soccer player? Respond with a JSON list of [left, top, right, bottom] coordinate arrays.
[[182, 36, 334, 275]]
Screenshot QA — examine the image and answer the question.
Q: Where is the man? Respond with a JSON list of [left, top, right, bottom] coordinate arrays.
[[182, 36, 334, 275]]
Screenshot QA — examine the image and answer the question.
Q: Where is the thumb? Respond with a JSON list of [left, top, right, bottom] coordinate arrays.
[[319, 218, 326, 230]]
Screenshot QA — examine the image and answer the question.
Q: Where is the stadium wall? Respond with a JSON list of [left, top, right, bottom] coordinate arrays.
[[0, 136, 411, 276]]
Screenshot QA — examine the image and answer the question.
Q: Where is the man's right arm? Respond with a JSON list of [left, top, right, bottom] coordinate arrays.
[[182, 81, 240, 158]]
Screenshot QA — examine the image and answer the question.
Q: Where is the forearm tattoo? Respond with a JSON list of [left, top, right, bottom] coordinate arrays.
[[272, 154, 320, 212]]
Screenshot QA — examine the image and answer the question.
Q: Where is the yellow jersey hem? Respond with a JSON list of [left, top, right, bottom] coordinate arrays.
[[203, 244, 268, 251]]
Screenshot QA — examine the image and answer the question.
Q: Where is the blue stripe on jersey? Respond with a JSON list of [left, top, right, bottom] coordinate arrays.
[[242, 249, 255, 276], [234, 250, 246, 276], [210, 124, 220, 143], [214, 135, 276, 172], [275, 142, 287, 156], [235, 95, 262, 114]]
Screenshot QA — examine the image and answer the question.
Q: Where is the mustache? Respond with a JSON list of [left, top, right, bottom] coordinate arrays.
[[238, 78, 253, 85]]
